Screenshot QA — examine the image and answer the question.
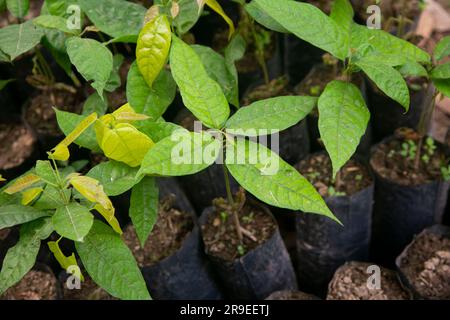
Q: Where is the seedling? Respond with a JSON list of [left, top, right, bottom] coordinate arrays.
[[441, 165, 450, 182], [400, 140, 417, 161], [328, 186, 346, 197], [242, 212, 255, 223]]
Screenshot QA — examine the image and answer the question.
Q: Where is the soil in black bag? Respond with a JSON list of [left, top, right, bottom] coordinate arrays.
[[123, 198, 194, 267], [1, 269, 59, 300], [265, 291, 320, 300], [327, 262, 409, 300], [398, 231, 450, 299]]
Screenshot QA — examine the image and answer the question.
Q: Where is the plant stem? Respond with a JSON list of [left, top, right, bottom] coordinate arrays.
[[222, 165, 243, 243]]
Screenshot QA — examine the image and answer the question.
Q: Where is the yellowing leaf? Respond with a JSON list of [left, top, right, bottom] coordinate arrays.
[[205, 0, 235, 39], [95, 122, 154, 167], [143, 5, 160, 24], [94, 204, 122, 235], [0, 175, 6, 182], [48, 240, 84, 281], [21, 187, 44, 206], [112, 103, 150, 122], [50, 144, 70, 161], [4, 174, 41, 194], [70, 175, 113, 212]]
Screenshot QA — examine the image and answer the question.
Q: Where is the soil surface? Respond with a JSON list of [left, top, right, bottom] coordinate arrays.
[[242, 77, 291, 106], [1, 270, 58, 300], [123, 198, 194, 266], [297, 154, 372, 197], [370, 129, 447, 185], [25, 89, 82, 137], [0, 121, 35, 170], [327, 262, 409, 300], [400, 231, 450, 299], [201, 190, 277, 262], [266, 290, 320, 300], [62, 274, 115, 300]]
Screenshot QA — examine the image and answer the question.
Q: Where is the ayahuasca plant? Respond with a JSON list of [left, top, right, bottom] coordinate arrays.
[[248, 0, 434, 181]]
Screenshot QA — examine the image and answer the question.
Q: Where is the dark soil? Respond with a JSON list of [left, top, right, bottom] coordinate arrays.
[[25, 89, 82, 137], [123, 198, 194, 267], [371, 129, 447, 185], [201, 190, 277, 262], [1, 270, 58, 300], [297, 154, 372, 197], [266, 290, 320, 300], [295, 65, 336, 97], [352, 0, 421, 24], [327, 262, 409, 300], [242, 77, 291, 106], [62, 274, 115, 300], [0, 121, 35, 170], [400, 232, 450, 299]]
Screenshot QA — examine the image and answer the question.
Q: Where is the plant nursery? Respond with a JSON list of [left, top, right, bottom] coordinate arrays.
[[0, 0, 449, 305]]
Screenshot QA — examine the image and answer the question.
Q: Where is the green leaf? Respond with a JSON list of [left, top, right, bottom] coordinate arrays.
[[33, 185, 70, 211], [44, 0, 78, 18], [126, 62, 176, 119], [136, 14, 171, 88], [330, 0, 353, 55], [397, 61, 429, 78], [0, 20, 44, 61], [82, 92, 108, 116], [433, 78, 450, 98], [138, 120, 187, 143], [6, 0, 29, 18], [351, 23, 430, 64], [0, 79, 14, 91], [75, 220, 151, 300], [87, 161, 141, 196], [224, 34, 246, 65], [170, 36, 230, 129], [52, 203, 94, 242], [225, 96, 316, 135], [66, 37, 113, 97], [0, 218, 53, 295], [33, 15, 79, 34], [434, 36, 450, 61], [41, 29, 72, 77], [0, 205, 50, 229], [431, 63, 450, 80], [318, 81, 369, 177], [192, 45, 239, 108], [104, 54, 124, 93], [356, 59, 410, 110], [173, 0, 201, 35], [35, 160, 58, 186], [129, 177, 158, 247], [226, 139, 339, 223], [253, 0, 347, 60], [138, 131, 221, 177], [245, 1, 288, 33], [55, 109, 100, 151]]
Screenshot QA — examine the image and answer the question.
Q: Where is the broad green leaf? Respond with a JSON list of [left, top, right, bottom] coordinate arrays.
[[0, 218, 53, 295], [192, 45, 239, 107], [35, 160, 58, 186], [53, 203, 94, 242], [95, 121, 155, 167], [55, 110, 100, 151], [224, 34, 246, 65], [82, 93, 108, 116], [0, 79, 14, 91], [253, 0, 347, 60], [431, 63, 450, 80], [434, 36, 450, 61], [33, 15, 79, 34], [226, 139, 339, 222], [76, 220, 151, 300], [356, 59, 410, 110], [44, 0, 78, 18], [173, 0, 201, 35], [48, 240, 83, 280], [318, 81, 369, 177], [204, 0, 235, 39], [4, 174, 40, 194], [136, 14, 171, 88], [397, 61, 429, 78], [33, 185, 70, 211], [79, 0, 146, 38], [245, 1, 288, 33], [0, 205, 50, 229], [87, 161, 141, 196], [6, 0, 29, 18], [433, 78, 450, 98], [129, 177, 158, 247], [330, 0, 353, 55], [138, 131, 221, 177], [126, 62, 176, 119], [138, 120, 187, 143], [41, 29, 73, 77], [0, 20, 44, 60], [66, 37, 113, 97], [21, 187, 43, 206], [104, 54, 124, 93], [225, 96, 316, 135], [351, 23, 430, 64], [170, 36, 230, 129]]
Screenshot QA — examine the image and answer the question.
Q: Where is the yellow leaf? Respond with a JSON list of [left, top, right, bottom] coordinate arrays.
[[48, 240, 84, 281], [205, 0, 235, 39], [50, 144, 70, 161], [4, 174, 41, 194], [112, 103, 150, 122], [0, 175, 6, 182], [96, 122, 154, 167], [144, 5, 161, 24], [70, 175, 113, 211], [21, 187, 44, 206], [94, 204, 123, 235]]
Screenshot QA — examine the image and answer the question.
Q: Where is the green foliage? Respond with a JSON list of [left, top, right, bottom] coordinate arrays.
[[0, 20, 44, 61], [6, 0, 29, 18]]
